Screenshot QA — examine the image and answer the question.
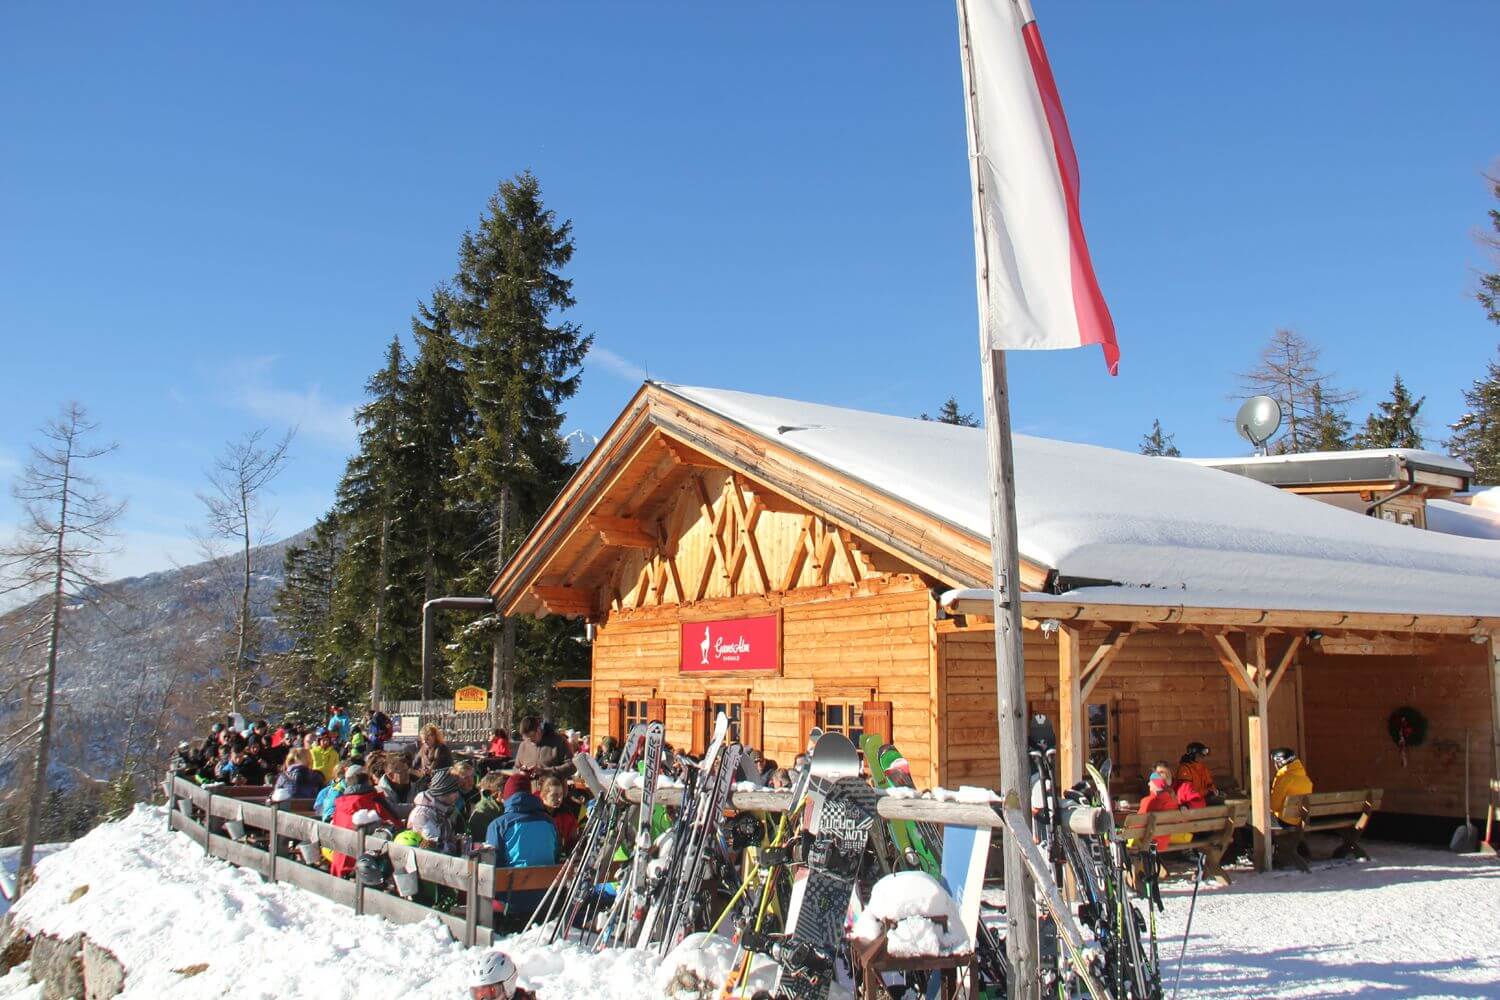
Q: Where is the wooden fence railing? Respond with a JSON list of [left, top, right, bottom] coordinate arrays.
[[164, 776, 512, 947], [376, 700, 494, 746]]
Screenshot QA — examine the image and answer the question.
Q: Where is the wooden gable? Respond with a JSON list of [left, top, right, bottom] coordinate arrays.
[[490, 383, 1040, 619]]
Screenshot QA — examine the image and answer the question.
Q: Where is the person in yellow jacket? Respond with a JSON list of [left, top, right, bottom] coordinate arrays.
[[1270, 747, 1313, 824], [309, 729, 341, 784]]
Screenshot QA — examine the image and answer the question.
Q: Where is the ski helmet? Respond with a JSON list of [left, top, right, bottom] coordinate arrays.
[[1270, 747, 1297, 770], [1185, 741, 1209, 760], [469, 950, 518, 999], [393, 829, 423, 847], [355, 850, 392, 888]]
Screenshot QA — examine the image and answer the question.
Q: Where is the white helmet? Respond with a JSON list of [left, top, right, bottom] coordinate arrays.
[[469, 950, 518, 994]]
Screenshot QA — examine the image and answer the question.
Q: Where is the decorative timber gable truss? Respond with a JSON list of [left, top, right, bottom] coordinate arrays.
[[489, 382, 1054, 620]]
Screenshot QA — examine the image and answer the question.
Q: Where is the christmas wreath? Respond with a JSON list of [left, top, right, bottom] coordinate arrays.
[[1387, 706, 1427, 767]]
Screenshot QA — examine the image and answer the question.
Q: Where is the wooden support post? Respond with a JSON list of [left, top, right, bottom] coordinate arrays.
[[1058, 626, 1085, 791], [1247, 632, 1273, 872], [268, 805, 279, 884], [166, 779, 176, 833], [465, 855, 481, 947], [1489, 631, 1500, 789], [203, 787, 214, 855], [354, 828, 366, 916]]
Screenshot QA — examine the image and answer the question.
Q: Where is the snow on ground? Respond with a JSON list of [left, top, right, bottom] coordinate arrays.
[[2, 806, 657, 999], [1158, 837, 1500, 999], [4, 811, 1498, 998]]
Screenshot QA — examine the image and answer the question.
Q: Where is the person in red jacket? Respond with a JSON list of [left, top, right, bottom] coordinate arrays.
[[1136, 762, 1182, 852], [329, 765, 401, 878], [488, 728, 513, 759], [538, 776, 579, 852]]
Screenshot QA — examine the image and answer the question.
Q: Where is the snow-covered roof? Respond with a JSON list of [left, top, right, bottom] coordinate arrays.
[[661, 384, 1500, 619], [1187, 448, 1471, 474], [1187, 448, 1471, 490]]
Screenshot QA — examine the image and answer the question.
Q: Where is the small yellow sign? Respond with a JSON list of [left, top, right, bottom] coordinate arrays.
[[454, 685, 489, 712]]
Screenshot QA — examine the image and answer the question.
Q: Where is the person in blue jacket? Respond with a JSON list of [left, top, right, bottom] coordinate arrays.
[[326, 705, 352, 747], [485, 777, 559, 921]]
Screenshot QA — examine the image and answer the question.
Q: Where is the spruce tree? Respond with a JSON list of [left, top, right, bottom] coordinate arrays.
[[451, 172, 591, 728], [920, 397, 979, 427], [1355, 373, 1425, 449], [1446, 347, 1500, 482], [327, 337, 425, 706], [1478, 171, 1499, 325], [1138, 419, 1181, 457], [408, 289, 480, 698], [267, 514, 347, 715], [1307, 384, 1353, 452]]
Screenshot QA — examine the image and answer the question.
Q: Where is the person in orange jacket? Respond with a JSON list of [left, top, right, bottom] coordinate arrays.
[[1137, 762, 1182, 852], [1174, 742, 1221, 805]]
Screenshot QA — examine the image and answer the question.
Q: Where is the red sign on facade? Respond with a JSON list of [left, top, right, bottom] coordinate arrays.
[[680, 614, 780, 673]]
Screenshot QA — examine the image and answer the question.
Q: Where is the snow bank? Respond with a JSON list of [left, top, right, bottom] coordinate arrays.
[[1427, 497, 1500, 541], [662, 385, 1500, 617], [851, 872, 970, 958], [4, 806, 659, 999]]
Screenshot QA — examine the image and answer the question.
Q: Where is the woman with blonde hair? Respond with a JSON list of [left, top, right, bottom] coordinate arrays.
[[271, 747, 325, 802], [413, 723, 453, 781]]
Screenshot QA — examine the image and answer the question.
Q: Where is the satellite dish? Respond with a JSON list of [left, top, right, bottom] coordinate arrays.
[[1236, 395, 1282, 455]]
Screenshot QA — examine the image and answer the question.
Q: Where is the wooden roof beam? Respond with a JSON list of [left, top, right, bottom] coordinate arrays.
[[535, 585, 594, 618], [587, 515, 658, 550]]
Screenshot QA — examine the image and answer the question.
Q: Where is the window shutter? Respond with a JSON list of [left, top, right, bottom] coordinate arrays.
[[646, 697, 666, 725], [1115, 698, 1141, 780], [690, 698, 708, 756], [861, 700, 893, 744], [743, 700, 765, 751], [607, 697, 625, 743], [797, 700, 819, 750]]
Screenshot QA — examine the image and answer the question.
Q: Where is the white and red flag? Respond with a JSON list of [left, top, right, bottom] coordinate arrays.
[[957, 0, 1119, 374]]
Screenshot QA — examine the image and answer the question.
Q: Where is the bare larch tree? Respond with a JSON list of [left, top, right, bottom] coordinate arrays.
[[0, 403, 122, 892], [1236, 329, 1358, 454], [198, 428, 292, 714]]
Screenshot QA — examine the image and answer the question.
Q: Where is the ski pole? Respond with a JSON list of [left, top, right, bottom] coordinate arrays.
[[1171, 850, 1205, 1000]]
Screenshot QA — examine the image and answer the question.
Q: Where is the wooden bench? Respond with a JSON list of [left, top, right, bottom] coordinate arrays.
[[1273, 788, 1382, 872], [1117, 801, 1249, 885]]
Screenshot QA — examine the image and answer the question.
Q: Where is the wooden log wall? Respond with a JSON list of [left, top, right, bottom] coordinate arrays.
[[591, 578, 939, 786], [937, 623, 1250, 796], [1302, 640, 1495, 818]]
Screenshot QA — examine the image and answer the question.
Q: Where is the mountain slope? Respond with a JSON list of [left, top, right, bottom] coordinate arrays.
[[0, 529, 308, 798]]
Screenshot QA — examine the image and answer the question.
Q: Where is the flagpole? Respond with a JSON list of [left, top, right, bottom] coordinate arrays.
[[956, 0, 1040, 995]]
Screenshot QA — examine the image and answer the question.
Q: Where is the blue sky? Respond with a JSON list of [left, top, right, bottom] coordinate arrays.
[[2, 1, 1497, 584]]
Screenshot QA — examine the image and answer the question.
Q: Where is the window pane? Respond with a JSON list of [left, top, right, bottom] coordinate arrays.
[[826, 705, 844, 727]]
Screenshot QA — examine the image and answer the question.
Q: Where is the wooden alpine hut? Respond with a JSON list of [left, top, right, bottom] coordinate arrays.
[[489, 382, 1500, 868]]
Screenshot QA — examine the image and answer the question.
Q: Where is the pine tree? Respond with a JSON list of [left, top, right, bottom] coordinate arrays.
[[1355, 373, 1425, 449], [920, 397, 979, 427], [1307, 384, 1354, 452], [1138, 419, 1181, 457], [1447, 347, 1500, 482], [99, 770, 136, 822], [1236, 329, 1358, 453], [408, 289, 480, 699], [1478, 171, 1499, 326], [327, 337, 425, 706], [267, 514, 347, 715], [451, 172, 591, 729]]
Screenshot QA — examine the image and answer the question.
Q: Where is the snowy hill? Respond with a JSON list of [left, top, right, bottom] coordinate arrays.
[[0, 530, 308, 797]]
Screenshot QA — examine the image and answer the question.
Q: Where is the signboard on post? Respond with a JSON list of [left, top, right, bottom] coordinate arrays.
[[454, 685, 489, 712], [679, 613, 780, 674]]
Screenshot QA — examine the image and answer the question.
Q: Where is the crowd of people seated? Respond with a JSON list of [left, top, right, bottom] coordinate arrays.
[[171, 707, 597, 907]]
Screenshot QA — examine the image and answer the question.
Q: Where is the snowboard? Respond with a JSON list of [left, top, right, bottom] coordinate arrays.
[[774, 774, 881, 1000]]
